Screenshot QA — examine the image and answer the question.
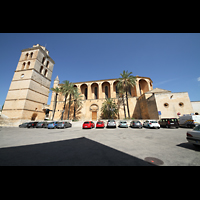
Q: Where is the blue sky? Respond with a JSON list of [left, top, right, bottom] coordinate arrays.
[[0, 33, 200, 108]]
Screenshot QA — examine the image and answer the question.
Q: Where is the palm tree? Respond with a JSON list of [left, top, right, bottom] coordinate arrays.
[[101, 98, 118, 119], [73, 88, 83, 120], [50, 87, 60, 120], [117, 70, 136, 119], [116, 84, 127, 119], [60, 80, 76, 120]]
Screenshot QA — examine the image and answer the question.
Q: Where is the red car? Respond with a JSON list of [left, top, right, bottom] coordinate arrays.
[[82, 121, 95, 129], [96, 121, 105, 128]]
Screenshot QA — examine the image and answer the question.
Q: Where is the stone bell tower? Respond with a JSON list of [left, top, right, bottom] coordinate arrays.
[[2, 44, 55, 122]]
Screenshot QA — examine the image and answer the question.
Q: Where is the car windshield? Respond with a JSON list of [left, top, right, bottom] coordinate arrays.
[[84, 122, 89, 124], [57, 122, 64, 124], [150, 121, 157, 123], [194, 125, 200, 131], [136, 121, 141, 123], [37, 122, 44, 125], [97, 122, 103, 124], [108, 119, 115, 122], [120, 121, 127, 123]]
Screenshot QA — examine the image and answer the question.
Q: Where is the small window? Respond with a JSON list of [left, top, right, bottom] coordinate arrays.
[[164, 103, 169, 108], [25, 53, 29, 60], [179, 102, 184, 107], [22, 62, 26, 70], [26, 61, 30, 69], [40, 66, 44, 74], [30, 52, 33, 58], [21, 74, 24, 78], [46, 61, 49, 68], [44, 69, 48, 77], [105, 86, 108, 98], [42, 57, 45, 64]]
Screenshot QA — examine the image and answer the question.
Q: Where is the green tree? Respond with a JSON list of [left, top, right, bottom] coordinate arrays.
[[50, 87, 60, 120], [60, 80, 76, 120], [101, 98, 119, 119], [117, 70, 136, 119], [73, 88, 83, 120]]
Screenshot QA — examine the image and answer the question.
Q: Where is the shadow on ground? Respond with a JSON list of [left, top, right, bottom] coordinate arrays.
[[0, 137, 156, 166], [177, 142, 200, 152]]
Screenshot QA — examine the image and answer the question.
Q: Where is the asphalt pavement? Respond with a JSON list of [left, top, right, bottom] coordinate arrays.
[[0, 126, 199, 166]]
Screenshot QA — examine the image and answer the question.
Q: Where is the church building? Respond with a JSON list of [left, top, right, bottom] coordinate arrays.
[[0, 45, 196, 126]]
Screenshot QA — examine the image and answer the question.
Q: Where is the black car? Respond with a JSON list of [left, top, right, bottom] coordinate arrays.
[[19, 122, 29, 128], [27, 122, 38, 128], [159, 118, 179, 128]]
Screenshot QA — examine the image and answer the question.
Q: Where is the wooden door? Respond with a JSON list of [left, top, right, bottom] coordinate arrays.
[[92, 111, 97, 121]]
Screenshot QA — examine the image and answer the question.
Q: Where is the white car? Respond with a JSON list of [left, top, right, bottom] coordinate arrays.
[[186, 125, 200, 147], [143, 120, 160, 129]]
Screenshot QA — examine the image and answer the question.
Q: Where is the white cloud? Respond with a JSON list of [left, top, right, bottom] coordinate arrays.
[[198, 77, 200, 81]]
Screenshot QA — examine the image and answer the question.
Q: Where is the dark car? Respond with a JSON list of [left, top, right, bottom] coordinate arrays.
[[130, 121, 143, 129], [159, 118, 179, 128], [57, 121, 72, 129], [27, 121, 38, 128], [19, 122, 29, 128], [36, 121, 46, 128]]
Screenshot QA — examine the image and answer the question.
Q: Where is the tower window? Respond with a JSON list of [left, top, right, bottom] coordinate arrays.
[[44, 69, 48, 77], [179, 102, 184, 107], [30, 52, 33, 58], [42, 57, 45, 64], [25, 53, 28, 60], [46, 61, 49, 68], [26, 62, 30, 69], [40, 66, 44, 74], [22, 62, 26, 70]]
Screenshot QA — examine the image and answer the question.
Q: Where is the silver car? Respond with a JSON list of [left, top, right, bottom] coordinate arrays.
[[57, 121, 72, 129], [186, 125, 200, 147], [107, 119, 116, 128], [119, 121, 128, 128]]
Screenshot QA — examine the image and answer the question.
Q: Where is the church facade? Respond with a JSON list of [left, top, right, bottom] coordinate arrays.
[[49, 76, 194, 121], [0, 45, 196, 126]]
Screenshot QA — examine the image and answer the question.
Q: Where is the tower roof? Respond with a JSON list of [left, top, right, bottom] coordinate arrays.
[[54, 76, 59, 81]]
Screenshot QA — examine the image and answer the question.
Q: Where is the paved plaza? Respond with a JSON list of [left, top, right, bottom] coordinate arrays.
[[0, 125, 199, 166]]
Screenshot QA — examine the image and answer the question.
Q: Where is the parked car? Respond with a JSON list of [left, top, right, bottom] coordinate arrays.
[[27, 121, 38, 128], [118, 121, 128, 128], [82, 121, 95, 129], [159, 118, 179, 128], [107, 119, 116, 128], [57, 121, 72, 129], [43, 121, 52, 128], [47, 121, 58, 129], [36, 121, 46, 128], [19, 122, 29, 128], [143, 120, 160, 129], [96, 121, 105, 128], [130, 121, 143, 129], [186, 124, 200, 147]]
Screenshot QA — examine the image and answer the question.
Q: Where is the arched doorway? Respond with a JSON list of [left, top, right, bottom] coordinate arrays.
[[31, 113, 37, 121], [90, 104, 99, 121]]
